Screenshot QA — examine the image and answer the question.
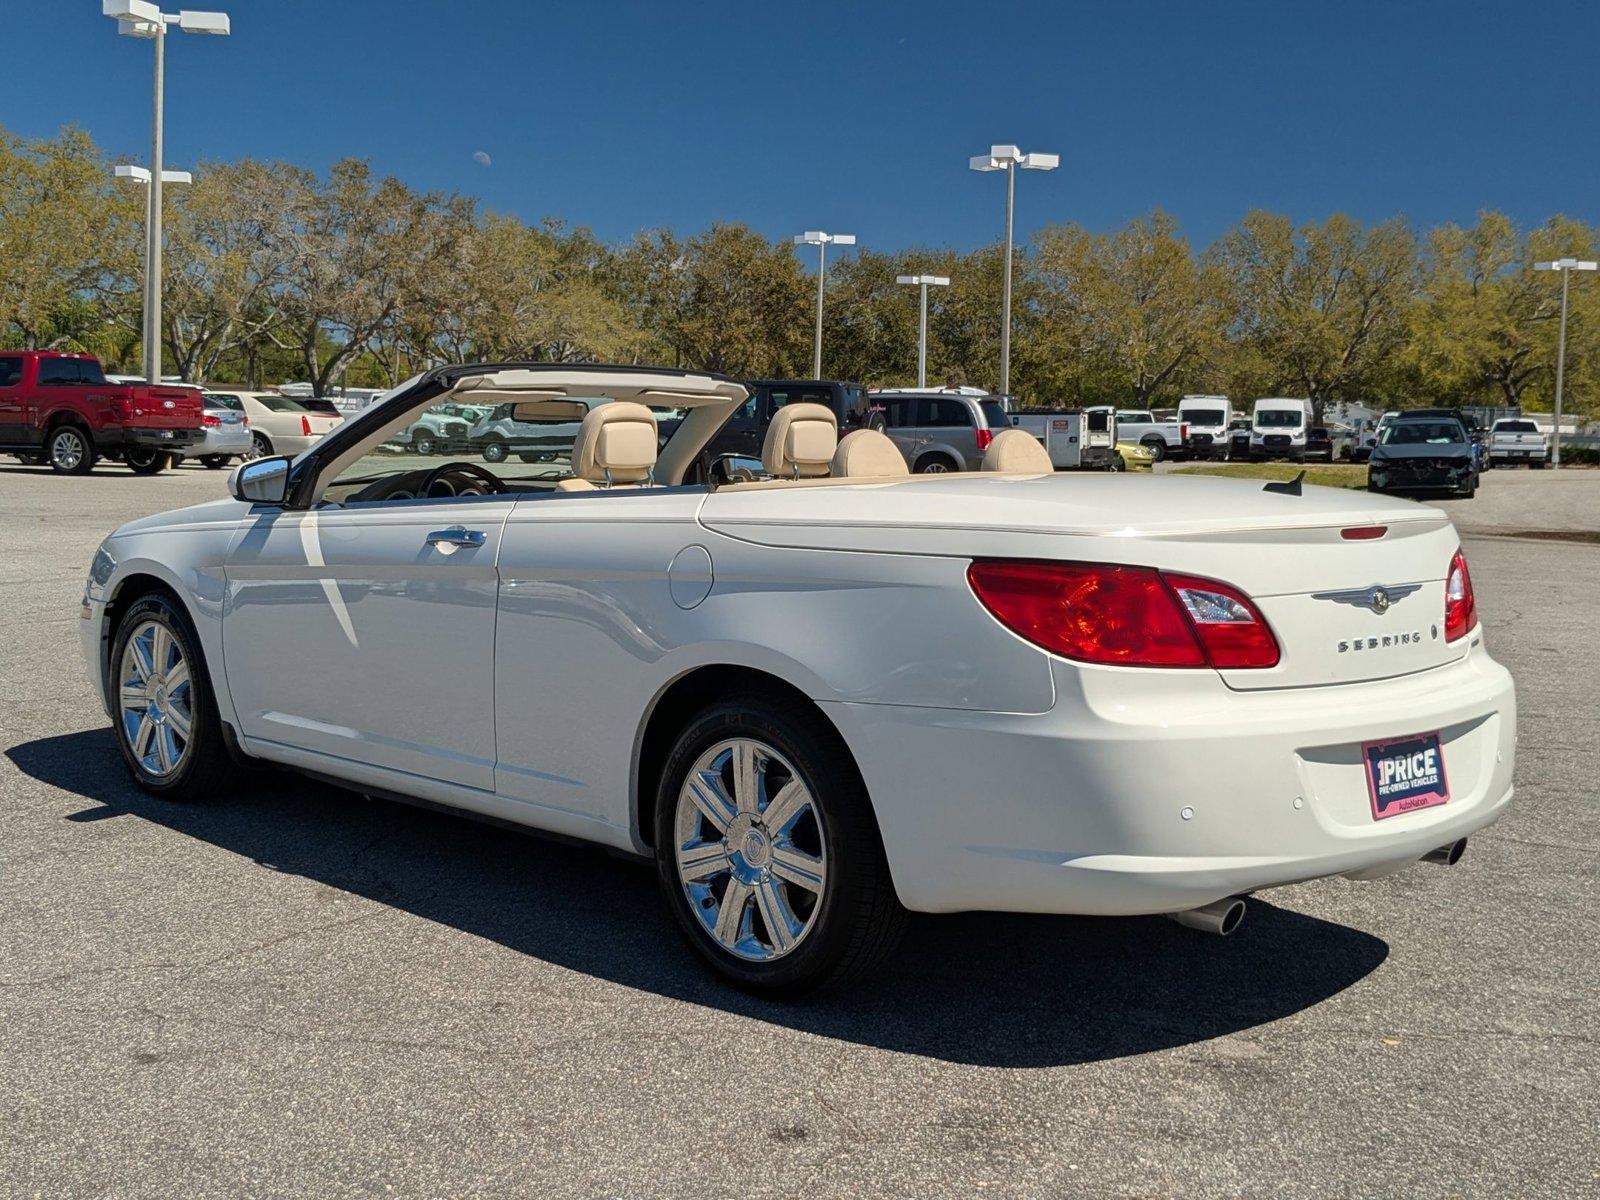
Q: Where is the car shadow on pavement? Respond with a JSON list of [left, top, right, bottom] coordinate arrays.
[[9, 728, 1389, 1069]]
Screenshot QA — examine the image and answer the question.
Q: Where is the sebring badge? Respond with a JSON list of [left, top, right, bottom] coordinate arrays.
[[1311, 582, 1421, 615]]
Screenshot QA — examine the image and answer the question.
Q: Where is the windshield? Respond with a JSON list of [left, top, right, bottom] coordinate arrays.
[[254, 394, 316, 414], [204, 393, 244, 411], [1381, 421, 1464, 446], [1494, 420, 1537, 433], [1183, 408, 1227, 426], [1255, 409, 1304, 428], [979, 400, 1011, 430]]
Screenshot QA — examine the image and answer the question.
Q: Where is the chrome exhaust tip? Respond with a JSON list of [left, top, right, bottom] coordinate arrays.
[[1421, 837, 1468, 866], [1167, 896, 1247, 936]]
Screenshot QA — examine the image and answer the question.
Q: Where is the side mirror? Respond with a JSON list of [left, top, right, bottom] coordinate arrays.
[[230, 455, 292, 505]]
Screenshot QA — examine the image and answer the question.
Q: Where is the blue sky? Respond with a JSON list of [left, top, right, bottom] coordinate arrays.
[[12, 1, 1600, 253]]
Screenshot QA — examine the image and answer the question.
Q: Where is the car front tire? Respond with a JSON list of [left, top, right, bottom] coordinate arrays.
[[481, 439, 508, 463], [200, 455, 231, 470], [47, 425, 96, 475], [109, 592, 234, 801], [654, 693, 905, 997], [124, 447, 171, 475]]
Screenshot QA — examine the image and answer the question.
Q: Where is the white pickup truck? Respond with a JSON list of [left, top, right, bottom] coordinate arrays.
[[1487, 418, 1549, 469], [1113, 409, 1190, 462]]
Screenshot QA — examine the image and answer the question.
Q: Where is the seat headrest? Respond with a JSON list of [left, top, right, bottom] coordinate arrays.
[[830, 428, 908, 478], [761, 402, 837, 478], [569, 401, 658, 485], [982, 427, 1053, 474]]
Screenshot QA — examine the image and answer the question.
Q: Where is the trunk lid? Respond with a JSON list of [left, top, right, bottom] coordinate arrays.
[[699, 473, 1469, 690]]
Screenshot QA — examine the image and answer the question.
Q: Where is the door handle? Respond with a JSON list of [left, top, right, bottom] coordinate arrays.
[[426, 526, 485, 549]]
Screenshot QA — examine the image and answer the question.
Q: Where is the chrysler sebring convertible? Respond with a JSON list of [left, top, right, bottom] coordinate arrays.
[[80, 364, 1516, 996]]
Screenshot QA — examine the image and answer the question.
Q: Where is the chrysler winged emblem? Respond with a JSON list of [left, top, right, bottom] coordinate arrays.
[[1311, 582, 1422, 615]]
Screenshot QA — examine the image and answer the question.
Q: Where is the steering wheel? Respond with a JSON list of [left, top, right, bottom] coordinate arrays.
[[418, 461, 503, 499]]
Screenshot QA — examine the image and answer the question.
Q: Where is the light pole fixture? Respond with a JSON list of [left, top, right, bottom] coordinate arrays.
[[793, 230, 856, 379], [104, 1, 231, 383], [1534, 256, 1597, 467], [969, 144, 1058, 396], [114, 165, 192, 380], [896, 274, 950, 389]]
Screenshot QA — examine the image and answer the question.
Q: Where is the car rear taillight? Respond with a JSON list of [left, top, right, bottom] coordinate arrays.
[[974, 428, 994, 452], [110, 397, 134, 421], [1162, 574, 1281, 669], [201, 413, 220, 427], [1445, 549, 1477, 642], [301, 415, 313, 436], [966, 561, 1280, 669]]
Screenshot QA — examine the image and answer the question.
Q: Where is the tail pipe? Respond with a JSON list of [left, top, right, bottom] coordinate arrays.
[[1167, 896, 1247, 936], [1421, 837, 1468, 866]]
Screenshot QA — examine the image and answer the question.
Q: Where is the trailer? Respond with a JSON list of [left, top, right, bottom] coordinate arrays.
[[1007, 406, 1119, 470]]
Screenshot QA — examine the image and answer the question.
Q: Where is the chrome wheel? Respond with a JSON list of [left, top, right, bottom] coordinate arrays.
[[51, 428, 86, 471], [674, 738, 828, 962], [242, 433, 269, 462], [117, 619, 192, 778]]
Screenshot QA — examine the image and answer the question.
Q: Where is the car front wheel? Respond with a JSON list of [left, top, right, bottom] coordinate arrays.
[[110, 593, 233, 800], [655, 694, 904, 997], [47, 425, 96, 475], [482, 439, 508, 463], [124, 447, 171, 475], [200, 455, 231, 469]]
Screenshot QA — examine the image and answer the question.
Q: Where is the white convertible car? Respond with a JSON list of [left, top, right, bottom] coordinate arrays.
[[81, 364, 1516, 995]]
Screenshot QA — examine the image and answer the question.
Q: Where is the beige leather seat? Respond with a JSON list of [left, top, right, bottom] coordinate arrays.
[[761, 402, 837, 478], [982, 427, 1054, 473], [831, 428, 908, 478], [556, 402, 659, 491]]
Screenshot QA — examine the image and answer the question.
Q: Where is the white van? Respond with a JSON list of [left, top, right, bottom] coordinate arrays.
[[1250, 397, 1314, 462], [1176, 395, 1232, 460]]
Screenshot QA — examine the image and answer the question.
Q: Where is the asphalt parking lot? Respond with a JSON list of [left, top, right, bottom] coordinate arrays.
[[2, 460, 1596, 1199]]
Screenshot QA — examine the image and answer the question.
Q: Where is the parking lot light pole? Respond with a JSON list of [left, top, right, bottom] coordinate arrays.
[[113, 165, 192, 381], [103, 2, 230, 383], [1534, 257, 1597, 468], [969, 145, 1058, 397], [793, 231, 856, 378], [895, 274, 950, 388]]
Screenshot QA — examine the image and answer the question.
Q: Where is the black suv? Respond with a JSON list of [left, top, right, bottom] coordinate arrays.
[[690, 380, 871, 480]]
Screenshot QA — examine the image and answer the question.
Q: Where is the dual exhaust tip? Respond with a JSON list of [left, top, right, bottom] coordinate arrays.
[[1167, 838, 1469, 937]]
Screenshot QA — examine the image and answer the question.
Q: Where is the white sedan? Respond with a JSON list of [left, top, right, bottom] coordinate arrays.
[[80, 364, 1516, 995], [202, 390, 344, 460]]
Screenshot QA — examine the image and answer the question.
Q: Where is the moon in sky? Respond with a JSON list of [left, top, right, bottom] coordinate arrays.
[[471, 150, 492, 167]]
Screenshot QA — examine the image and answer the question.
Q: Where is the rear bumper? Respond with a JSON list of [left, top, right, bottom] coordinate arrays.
[[179, 426, 253, 457], [108, 426, 204, 451], [826, 637, 1515, 916]]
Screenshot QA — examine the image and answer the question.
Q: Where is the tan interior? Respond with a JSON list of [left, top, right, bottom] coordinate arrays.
[[556, 402, 658, 491], [983, 427, 1054, 473], [761, 403, 838, 478], [831, 429, 908, 478]]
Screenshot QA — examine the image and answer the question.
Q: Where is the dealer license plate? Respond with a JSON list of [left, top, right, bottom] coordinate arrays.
[[1363, 731, 1450, 821]]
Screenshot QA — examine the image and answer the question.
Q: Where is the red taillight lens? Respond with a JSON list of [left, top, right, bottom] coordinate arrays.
[[301, 414, 313, 437], [201, 413, 220, 427], [975, 427, 994, 452], [967, 561, 1279, 670], [1445, 549, 1477, 642], [1162, 573, 1281, 669], [110, 397, 134, 421]]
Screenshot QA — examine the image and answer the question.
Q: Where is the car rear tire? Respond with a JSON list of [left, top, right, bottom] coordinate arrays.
[[200, 455, 231, 470], [243, 432, 272, 461], [482, 439, 508, 464], [46, 424, 96, 475], [654, 693, 905, 998], [1141, 438, 1166, 463], [109, 592, 234, 802], [125, 447, 171, 475], [914, 453, 955, 474]]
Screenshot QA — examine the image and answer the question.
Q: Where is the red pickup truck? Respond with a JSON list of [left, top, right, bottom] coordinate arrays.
[[0, 350, 205, 475]]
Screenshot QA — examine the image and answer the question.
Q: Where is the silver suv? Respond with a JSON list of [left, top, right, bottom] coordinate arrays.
[[875, 391, 1014, 472]]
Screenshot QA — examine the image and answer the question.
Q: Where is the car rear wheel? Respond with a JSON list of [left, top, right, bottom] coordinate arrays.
[[110, 593, 233, 801], [244, 432, 272, 461], [47, 425, 96, 475], [914, 453, 955, 474], [1141, 438, 1166, 463], [125, 447, 171, 475], [655, 694, 905, 997]]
